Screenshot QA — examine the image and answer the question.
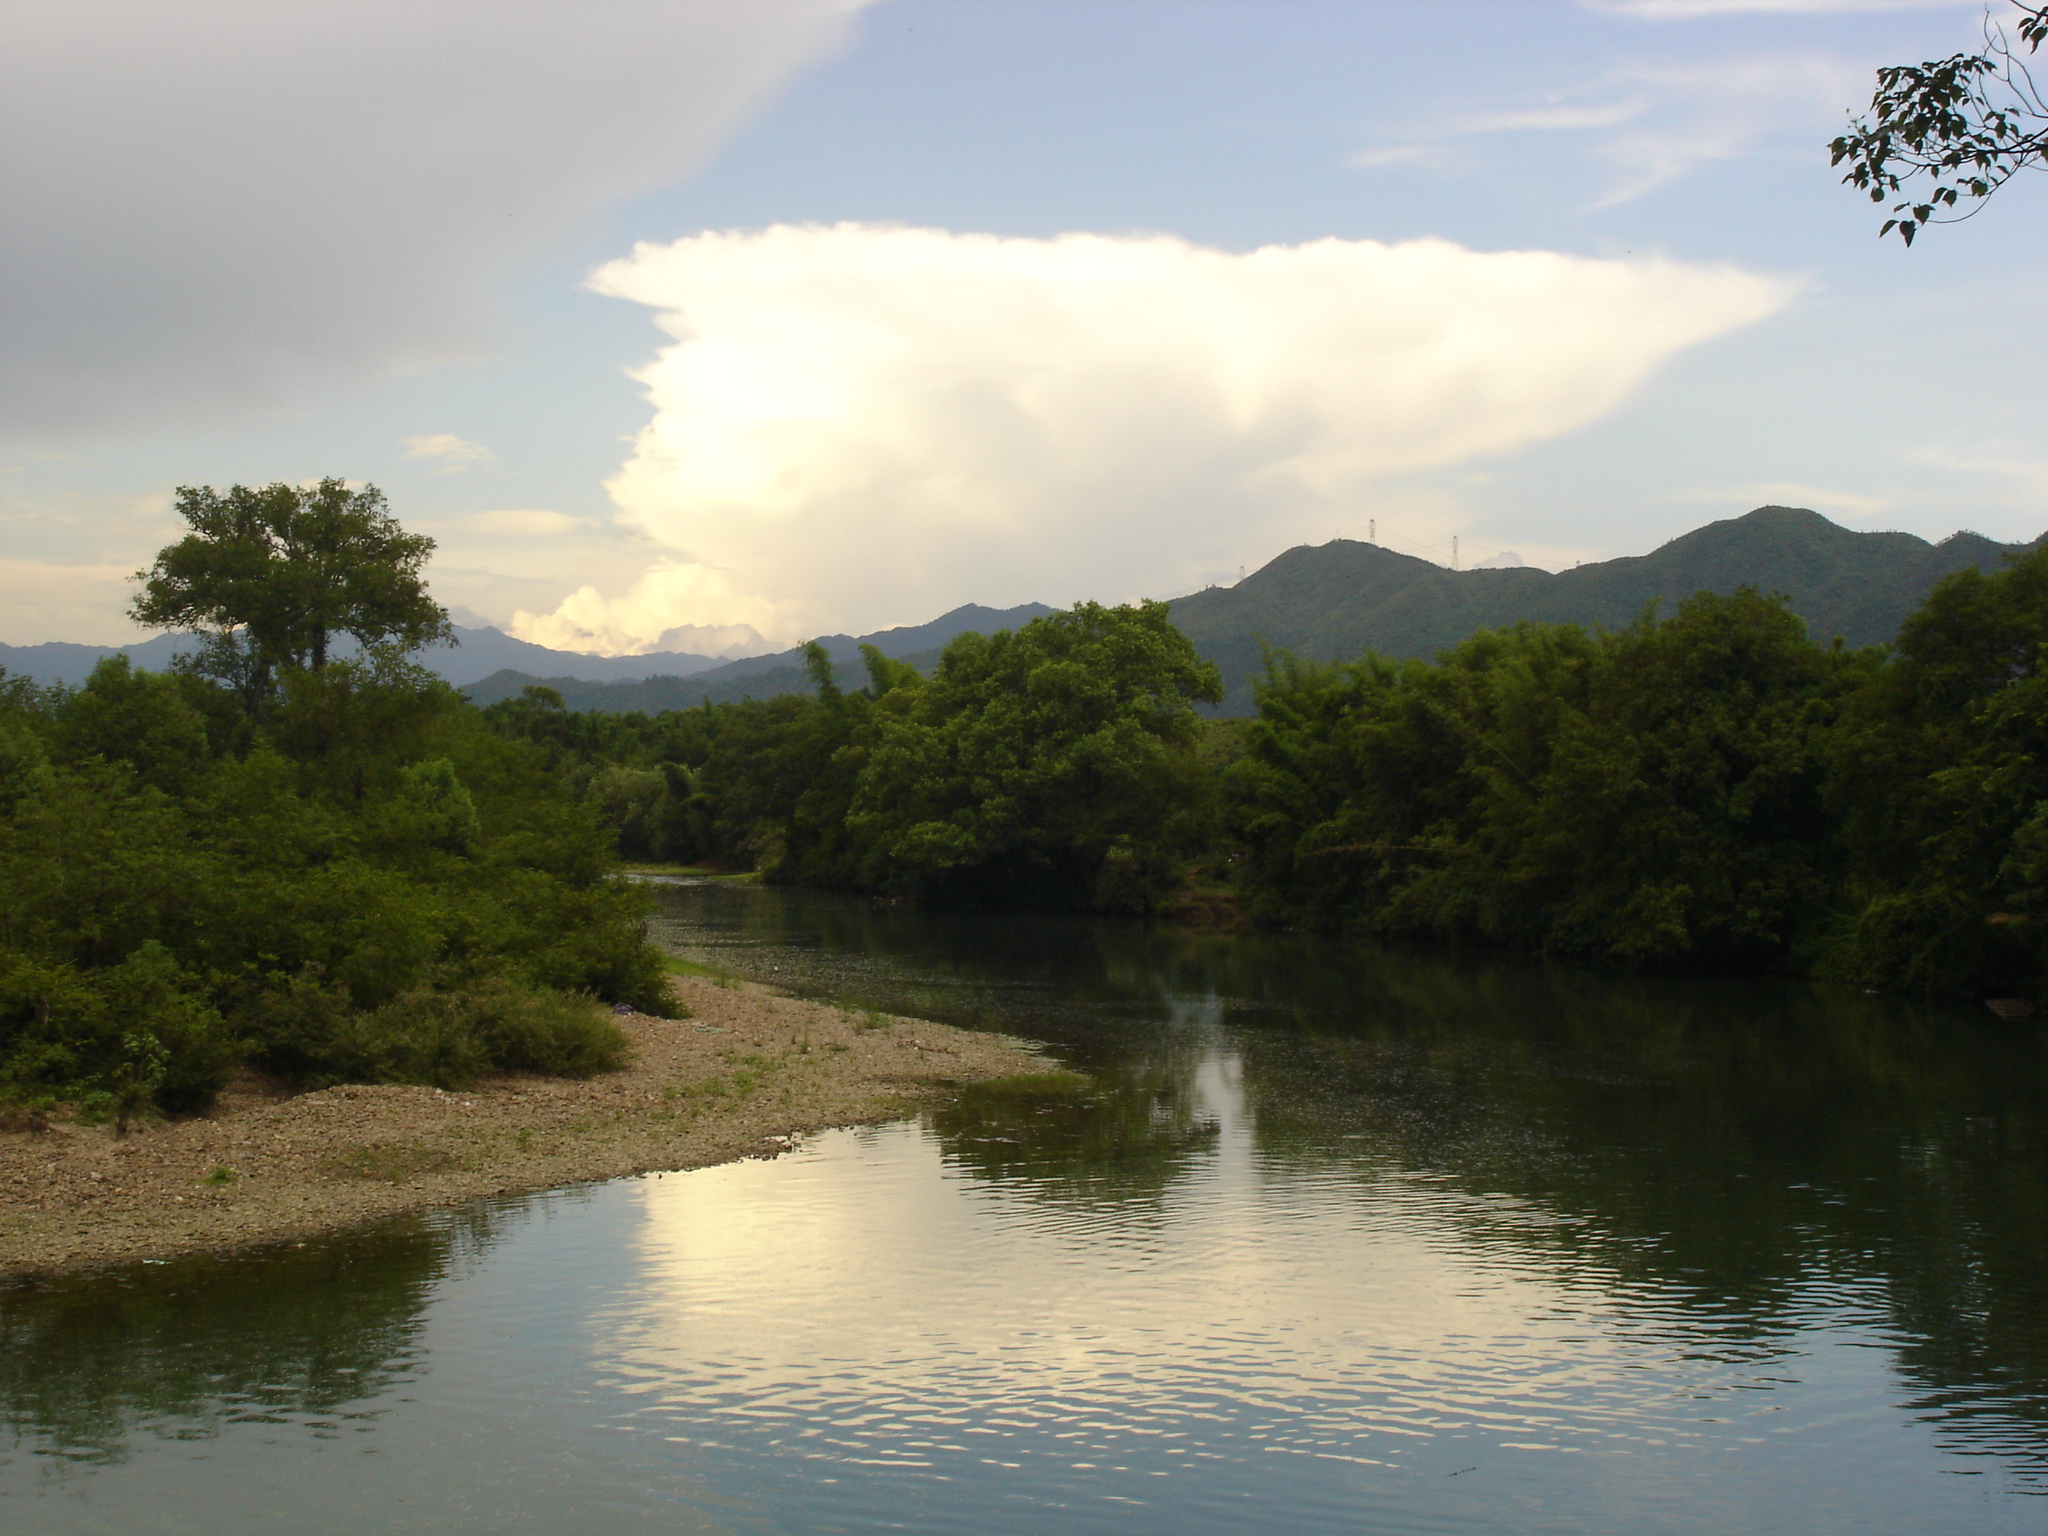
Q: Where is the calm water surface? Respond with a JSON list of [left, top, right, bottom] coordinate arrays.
[[5, 879, 2047, 1533]]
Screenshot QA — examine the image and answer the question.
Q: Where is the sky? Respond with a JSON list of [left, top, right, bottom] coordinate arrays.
[[4, 0, 2045, 653]]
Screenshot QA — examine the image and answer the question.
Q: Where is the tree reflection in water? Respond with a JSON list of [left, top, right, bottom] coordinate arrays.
[[0, 1203, 504, 1471], [652, 878, 2048, 1487]]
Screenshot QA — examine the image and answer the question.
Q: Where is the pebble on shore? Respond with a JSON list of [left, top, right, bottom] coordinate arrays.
[[0, 976, 1051, 1282]]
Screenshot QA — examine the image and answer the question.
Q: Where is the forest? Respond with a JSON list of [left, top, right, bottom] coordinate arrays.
[[488, 549, 2048, 1005], [5, 480, 2045, 1125]]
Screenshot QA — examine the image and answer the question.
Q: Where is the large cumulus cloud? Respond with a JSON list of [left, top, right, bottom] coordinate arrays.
[[523, 223, 1793, 649], [0, 0, 865, 433]]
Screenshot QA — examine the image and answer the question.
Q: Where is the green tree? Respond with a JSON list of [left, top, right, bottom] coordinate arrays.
[[131, 478, 452, 711], [848, 601, 1222, 910], [1833, 3, 2048, 244], [1826, 547, 2048, 994], [1231, 591, 1857, 967]]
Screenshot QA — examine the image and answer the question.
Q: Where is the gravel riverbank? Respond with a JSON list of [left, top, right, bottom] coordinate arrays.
[[0, 976, 1051, 1282]]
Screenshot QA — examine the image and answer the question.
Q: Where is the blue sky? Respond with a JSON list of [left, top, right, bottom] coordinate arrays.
[[3, 0, 2042, 650]]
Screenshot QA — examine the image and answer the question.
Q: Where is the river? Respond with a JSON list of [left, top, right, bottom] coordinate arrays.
[[4, 878, 2045, 1533]]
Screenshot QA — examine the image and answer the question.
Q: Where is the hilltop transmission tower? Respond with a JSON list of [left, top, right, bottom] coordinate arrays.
[[1452, 536, 1459, 571]]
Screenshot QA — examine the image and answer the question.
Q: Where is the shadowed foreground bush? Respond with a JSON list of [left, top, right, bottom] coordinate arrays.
[[0, 651, 672, 1119], [240, 972, 634, 1090]]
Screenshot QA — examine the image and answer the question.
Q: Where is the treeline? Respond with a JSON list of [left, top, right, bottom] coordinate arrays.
[[499, 554, 2048, 1003], [0, 651, 673, 1122], [1234, 553, 2048, 997], [485, 600, 1224, 912]]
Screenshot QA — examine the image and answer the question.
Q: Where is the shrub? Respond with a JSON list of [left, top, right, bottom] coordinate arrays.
[[246, 974, 630, 1090]]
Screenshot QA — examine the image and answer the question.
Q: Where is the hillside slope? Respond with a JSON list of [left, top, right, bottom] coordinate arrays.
[[459, 603, 1049, 711], [1168, 507, 2034, 714], [0, 625, 731, 691]]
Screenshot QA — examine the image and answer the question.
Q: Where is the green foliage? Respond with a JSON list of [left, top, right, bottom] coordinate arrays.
[[1824, 547, 2048, 994], [472, 564, 2048, 1007], [846, 601, 1222, 908], [0, 943, 232, 1125], [131, 478, 451, 711], [0, 496, 677, 1119], [1832, 4, 2048, 244], [1231, 590, 1860, 967], [1168, 506, 2024, 716], [281, 979, 629, 1090], [485, 601, 1221, 913], [1225, 557, 2048, 1000]]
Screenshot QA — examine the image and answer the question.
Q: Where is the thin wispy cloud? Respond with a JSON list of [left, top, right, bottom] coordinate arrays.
[[1352, 51, 1867, 204], [456, 509, 585, 537], [403, 433, 495, 472], [1674, 480, 1893, 515], [1907, 441, 2048, 506]]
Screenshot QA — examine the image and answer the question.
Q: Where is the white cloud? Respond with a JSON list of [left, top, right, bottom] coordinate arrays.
[[510, 562, 799, 657], [526, 223, 1794, 651], [1675, 480, 1893, 515], [403, 434, 495, 471], [451, 509, 583, 537], [0, 0, 869, 434]]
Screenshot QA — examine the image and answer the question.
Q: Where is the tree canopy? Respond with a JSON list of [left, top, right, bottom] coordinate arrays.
[[131, 479, 452, 710], [1833, 2, 2048, 244]]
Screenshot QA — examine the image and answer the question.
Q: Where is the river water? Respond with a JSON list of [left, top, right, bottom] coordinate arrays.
[[4, 878, 2046, 1533]]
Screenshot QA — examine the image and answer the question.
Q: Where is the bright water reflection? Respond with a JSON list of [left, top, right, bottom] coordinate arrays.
[[3, 879, 2046, 1533]]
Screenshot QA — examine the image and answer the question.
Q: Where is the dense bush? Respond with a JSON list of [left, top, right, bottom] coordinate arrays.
[[1228, 589, 1859, 967], [487, 601, 1222, 911], [1228, 556, 2048, 997], [483, 563, 2048, 1004], [0, 651, 668, 1119]]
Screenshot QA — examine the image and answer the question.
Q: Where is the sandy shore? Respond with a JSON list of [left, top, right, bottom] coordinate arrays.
[[0, 976, 1051, 1282]]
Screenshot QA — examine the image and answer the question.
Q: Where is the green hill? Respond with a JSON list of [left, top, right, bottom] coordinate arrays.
[[460, 603, 1044, 712], [462, 508, 2035, 718], [1168, 506, 2034, 714], [460, 662, 820, 713]]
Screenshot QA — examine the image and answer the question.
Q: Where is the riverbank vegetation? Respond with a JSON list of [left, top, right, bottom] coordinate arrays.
[[490, 548, 2048, 1006], [0, 483, 672, 1124], [9, 480, 2043, 1127]]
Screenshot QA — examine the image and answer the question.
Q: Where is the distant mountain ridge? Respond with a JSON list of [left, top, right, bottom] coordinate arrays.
[[6, 509, 2030, 718], [0, 625, 733, 691], [1169, 506, 2038, 713], [456, 603, 1057, 710]]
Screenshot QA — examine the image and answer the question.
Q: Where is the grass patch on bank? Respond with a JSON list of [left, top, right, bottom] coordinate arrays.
[[329, 1145, 461, 1183], [968, 1071, 1093, 1099]]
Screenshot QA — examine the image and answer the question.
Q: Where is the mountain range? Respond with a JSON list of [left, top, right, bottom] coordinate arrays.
[[455, 603, 1056, 711], [459, 506, 2038, 716], [4, 507, 2032, 718], [0, 622, 735, 692], [1171, 505, 2035, 713], [0, 602, 1055, 708]]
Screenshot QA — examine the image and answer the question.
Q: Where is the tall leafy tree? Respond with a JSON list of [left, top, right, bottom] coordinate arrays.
[[1231, 591, 1857, 967], [1828, 547, 2048, 993], [131, 479, 452, 711], [848, 601, 1222, 910], [1833, 2, 2048, 244]]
